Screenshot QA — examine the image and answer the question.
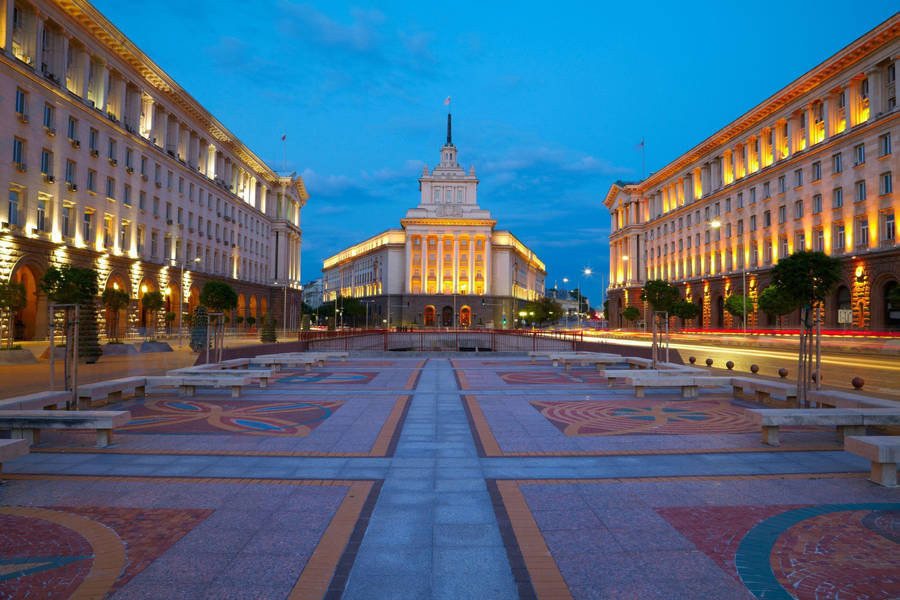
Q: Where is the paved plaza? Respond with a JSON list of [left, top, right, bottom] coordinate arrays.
[[1, 355, 898, 599]]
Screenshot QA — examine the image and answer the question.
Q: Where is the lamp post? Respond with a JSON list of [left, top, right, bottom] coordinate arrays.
[[562, 277, 569, 329], [579, 268, 592, 332]]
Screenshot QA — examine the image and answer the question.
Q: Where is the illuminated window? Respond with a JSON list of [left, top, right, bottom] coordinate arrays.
[[834, 224, 845, 250], [82, 211, 93, 242], [795, 231, 805, 251], [814, 228, 824, 252], [857, 218, 869, 247], [61, 205, 71, 238], [885, 212, 895, 241]]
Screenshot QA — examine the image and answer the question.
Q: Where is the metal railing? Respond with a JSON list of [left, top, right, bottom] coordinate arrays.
[[298, 328, 581, 352]]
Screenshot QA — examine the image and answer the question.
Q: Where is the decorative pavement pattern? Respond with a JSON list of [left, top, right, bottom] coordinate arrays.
[[0, 355, 897, 599]]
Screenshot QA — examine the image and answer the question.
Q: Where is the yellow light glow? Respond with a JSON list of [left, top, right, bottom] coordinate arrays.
[[113, 282, 119, 290], [855, 265, 864, 278], [141, 284, 148, 294], [164, 287, 171, 296]]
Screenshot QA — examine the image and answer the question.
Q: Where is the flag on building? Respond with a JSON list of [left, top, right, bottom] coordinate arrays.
[[634, 138, 644, 150], [281, 134, 286, 141], [444, 96, 451, 106]]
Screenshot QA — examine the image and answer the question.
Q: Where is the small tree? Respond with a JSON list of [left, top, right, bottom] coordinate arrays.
[[164, 311, 176, 334], [40, 266, 99, 387], [0, 281, 26, 349], [199, 281, 238, 313], [640, 280, 680, 315], [78, 301, 102, 363], [141, 291, 164, 340], [189, 305, 209, 352], [101, 288, 130, 343], [671, 300, 700, 324], [602, 299, 610, 321], [235, 315, 244, 327], [301, 314, 311, 331], [246, 315, 256, 329], [757, 285, 795, 327], [771, 251, 842, 404], [621, 306, 640, 326], [724, 294, 754, 328], [260, 314, 277, 343]]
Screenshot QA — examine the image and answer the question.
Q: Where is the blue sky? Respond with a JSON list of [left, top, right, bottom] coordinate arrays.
[[93, 1, 897, 305]]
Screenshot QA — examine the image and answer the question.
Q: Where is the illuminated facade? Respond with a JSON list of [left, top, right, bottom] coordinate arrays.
[[322, 116, 546, 328], [605, 14, 900, 331], [0, 0, 307, 342]]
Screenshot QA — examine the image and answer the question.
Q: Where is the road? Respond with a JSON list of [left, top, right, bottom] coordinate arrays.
[[585, 334, 900, 398]]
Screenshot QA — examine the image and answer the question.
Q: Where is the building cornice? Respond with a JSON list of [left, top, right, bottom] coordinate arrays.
[[54, 0, 283, 185], [400, 218, 497, 228], [631, 12, 900, 194]]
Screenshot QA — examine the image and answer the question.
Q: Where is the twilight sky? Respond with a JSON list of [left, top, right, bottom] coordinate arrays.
[[93, 1, 897, 304]]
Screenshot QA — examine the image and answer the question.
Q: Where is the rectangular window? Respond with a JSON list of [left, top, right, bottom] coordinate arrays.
[[120, 222, 129, 250], [103, 217, 113, 248], [714, 202, 720, 217], [151, 232, 158, 257], [858, 218, 869, 247], [794, 169, 803, 187], [750, 215, 757, 231], [880, 133, 892, 157], [763, 210, 771, 228], [832, 153, 842, 174], [107, 138, 116, 161], [14, 88, 27, 115], [67, 116, 77, 141], [725, 198, 731, 213], [106, 177, 115, 199], [815, 228, 824, 252], [165, 203, 172, 220], [737, 220, 744, 235], [737, 192, 743, 209], [87, 170, 96, 192], [835, 224, 845, 250], [139, 190, 146, 210], [778, 175, 785, 194], [725, 223, 732, 238], [36, 198, 46, 232], [812, 161, 821, 181], [855, 180, 867, 203], [153, 197, 159, 216], [832, 187, 843, 209], [140, 156, 147, 175], [177, 207, 183, 224], [61, 205, 71, 238], [885, 213, 895, 241], [12, 138, 24, 166], [82, 211, 93, 243], [123, 184, 131, 206], [881, 172, 893, 195], [854, 143, 865, 165], [749, 188, 756, 204], [178, 178, 184, 194], [137, 226, 144, 254], [125, 148, 133, 168], [763, 182, 770, 198], [42, 103, 54, 129], [796, 231, 805, 251], [795, 200, 803, 219], [89, 128, 98, 151], [40, 149, 52, 175], [65, 160, 75, 184], [780, 236, 788, 258], [778, 205, 786, 224], [812, 194, 822, 214]]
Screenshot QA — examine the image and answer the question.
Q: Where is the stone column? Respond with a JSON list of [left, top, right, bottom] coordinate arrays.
[[867, 67, 883, 119], [484, 235, 492, 295], [78, 48, 90, 101]]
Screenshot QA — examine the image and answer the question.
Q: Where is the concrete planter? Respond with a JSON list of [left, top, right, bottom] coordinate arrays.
[[101, 343, 139, 356], [0, 348, 39, 364], [39, 346, 69, 360], [139, 341, 173, 353]]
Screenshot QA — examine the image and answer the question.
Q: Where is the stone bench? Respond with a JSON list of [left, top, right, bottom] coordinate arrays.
[[625, 357, 654, 369], [625, 376, 731, 399], [168, 368, 273, 387], [0, 438, 29, 477], [146, 376, 253, 398], [0, 410, 131, 447], [0, 391, 70, 411], [845, 436, 900, 487], [560, 356, 625, 371], [730, 377, 799, 407], [250, 356, 324, 372], [76, 377, 147, 409], [748, 408, 900, 446], [807, 390, 900, 410]]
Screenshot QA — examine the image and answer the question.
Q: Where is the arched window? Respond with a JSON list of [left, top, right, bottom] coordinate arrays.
[[886, 281, 900, 330]]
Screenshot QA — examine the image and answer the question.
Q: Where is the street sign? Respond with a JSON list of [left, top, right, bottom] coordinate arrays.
[[837, 309, 852, 324]]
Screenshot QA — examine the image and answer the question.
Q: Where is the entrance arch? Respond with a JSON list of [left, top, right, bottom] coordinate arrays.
[[236, 294, 246, 328], [10, 264, 40, 340], [249, 296, 258, 329], [441, 306, 453, 327], [884, 281, 900, 331], [138, 278, 157, 329], [459, 306, 471, 328], [715, 295, 724, 329], [104, 274, 130, 340], [835, 285, 851, 327], [424, 305, 435, 327]]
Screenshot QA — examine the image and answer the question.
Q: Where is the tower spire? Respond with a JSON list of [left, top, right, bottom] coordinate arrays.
[[446, 112, 452, 145]]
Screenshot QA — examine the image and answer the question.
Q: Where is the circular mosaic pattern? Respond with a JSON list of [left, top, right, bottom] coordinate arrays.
[[530, 399, 756, 436], [736, 503, 900, 600]]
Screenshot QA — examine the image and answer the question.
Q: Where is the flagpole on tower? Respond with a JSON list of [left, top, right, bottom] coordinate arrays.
[[281, 133, 287, 173]]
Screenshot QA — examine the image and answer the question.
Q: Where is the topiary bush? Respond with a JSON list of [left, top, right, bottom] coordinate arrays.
[[189, 306, 209, 352], [78, 301, 102, 363], [260, 314, 277, 343]]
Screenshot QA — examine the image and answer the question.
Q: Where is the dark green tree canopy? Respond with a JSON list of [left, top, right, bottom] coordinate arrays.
[[522, 297, 563, 325], [199, 281, 238, 312], [101, 288, 130, 312], [40, 265, 98, 305], [671, 300, 700, 321], [640, 280, 680, 314], [724, 294, 753, 320], [621, 306, 640, 322], [0, 281, 27, 313], [141, 291, 164, 313], [757, 285, 796, 317], [770, 251, 842, 308]]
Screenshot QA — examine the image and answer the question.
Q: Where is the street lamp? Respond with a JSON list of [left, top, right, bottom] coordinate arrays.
[[579, 268, 592, 332], [706, 218, 745, 334], [562, 277, 569, 329], [174, 256, 201, 349]]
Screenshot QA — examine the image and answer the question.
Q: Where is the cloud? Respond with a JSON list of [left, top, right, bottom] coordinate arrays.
[[277, 4, 385, 55]]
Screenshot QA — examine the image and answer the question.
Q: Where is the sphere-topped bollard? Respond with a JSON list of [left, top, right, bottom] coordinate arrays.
[[810, 372, 818, 383], [689, 356, 696, 364], [726, 361, 734, 370], [750, 364, 759, 374], [778, 368, 788, 379], [705, 358, 713, 367], [852, 377, 864, 389]]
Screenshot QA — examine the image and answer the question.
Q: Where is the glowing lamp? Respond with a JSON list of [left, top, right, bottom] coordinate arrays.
[[141, 284, 148, 294], [855, 266, 865, 281], [709, 220, 722, 228], [164, 287, 171, 296], [112, 282, 119, 290], [622, 255, 629, 261]]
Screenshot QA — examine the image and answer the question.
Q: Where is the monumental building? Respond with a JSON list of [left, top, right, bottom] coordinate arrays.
[[1, 0, 306, 342], [605, 13, 899, 331], [322, 115, 546, 328]]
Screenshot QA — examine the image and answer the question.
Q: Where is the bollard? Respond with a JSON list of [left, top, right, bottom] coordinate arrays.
[[778, 368, 788, 379], [689, 356, 696, 364], [725, 361, 734, 370], [705, 358, 713, 367], [852, 377, 864, 389], [750, 364, 759, 374]]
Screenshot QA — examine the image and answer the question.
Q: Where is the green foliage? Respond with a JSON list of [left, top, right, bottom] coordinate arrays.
[[77, 302, 102, 363], [101, 288, 130, 343], [141, 291, 164, 340], [327, 316, 335, 331], [301, 314, 310, 331], [164, 311, 176, 323], [888, 285, 900, 307], [640, 280, 680, 315], [246, 316, 256, 327], [522, 297, 564, 325], [235, 315, 244, 325], [724, 294, 754, 321], [757, 285, 796, 317], [189, 306, 209, 352], [569, 288, 590, 314], [602, 299, 609, 321], [770, 251, 842, 311], [199, 281, 238, 312], [260, 313, 277, 343], [621, 306, 640, 323], [671, 301, 700, 321], [40, 265, 98, 305], [0, 280, 27, 349]]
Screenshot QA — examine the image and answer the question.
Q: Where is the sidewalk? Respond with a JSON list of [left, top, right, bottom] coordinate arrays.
[[591, 331, 900, 355]]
